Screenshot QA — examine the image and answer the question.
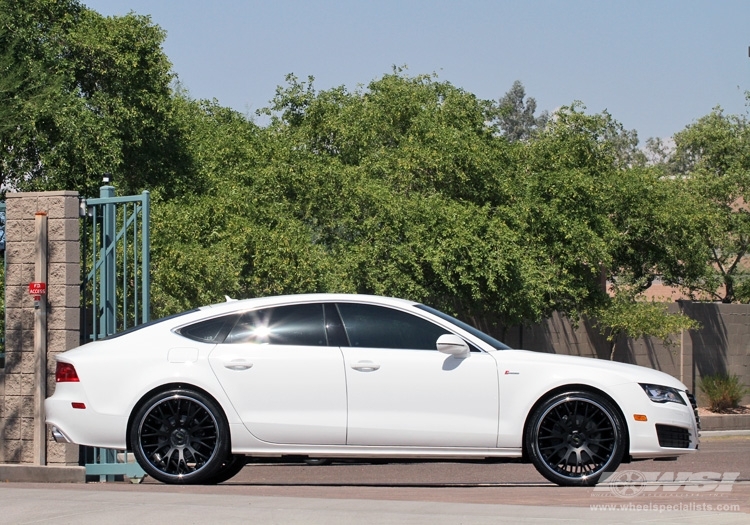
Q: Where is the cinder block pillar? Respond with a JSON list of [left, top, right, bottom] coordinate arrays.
[[0, 191, 80, 465]]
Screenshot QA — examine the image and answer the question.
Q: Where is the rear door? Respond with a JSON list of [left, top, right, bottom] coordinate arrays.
[[208, 303, 347, 444]]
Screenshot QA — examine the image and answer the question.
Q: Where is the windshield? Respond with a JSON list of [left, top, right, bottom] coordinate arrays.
[[416, 304, 511, 350]]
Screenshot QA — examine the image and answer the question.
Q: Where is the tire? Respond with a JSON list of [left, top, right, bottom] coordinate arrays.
[[525, 390, 625, 487], [203, 454, 248, 484], [130, 389, 230, 484]]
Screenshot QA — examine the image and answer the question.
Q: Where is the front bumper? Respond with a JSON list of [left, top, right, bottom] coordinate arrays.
[[624, 387, 700, 459]]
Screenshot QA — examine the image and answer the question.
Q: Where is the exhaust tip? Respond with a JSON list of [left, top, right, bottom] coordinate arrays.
[[50, 426, 72, 443]]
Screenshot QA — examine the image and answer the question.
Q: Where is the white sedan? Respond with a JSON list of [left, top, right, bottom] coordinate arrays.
[[46, 294, 700, 486]]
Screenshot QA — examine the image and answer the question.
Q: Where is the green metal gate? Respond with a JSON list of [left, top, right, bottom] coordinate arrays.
[[80, 179, 150, 481]]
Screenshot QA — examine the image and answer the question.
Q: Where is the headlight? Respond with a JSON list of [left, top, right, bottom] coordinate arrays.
[[640, 384, 687, 405]]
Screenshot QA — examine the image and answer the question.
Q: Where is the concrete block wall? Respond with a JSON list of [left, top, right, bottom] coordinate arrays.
[[682, 302, 750, 406], [0, 191, 80, 465]]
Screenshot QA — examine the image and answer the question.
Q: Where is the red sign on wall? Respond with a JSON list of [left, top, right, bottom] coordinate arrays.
[[28, 282, 47, 295]]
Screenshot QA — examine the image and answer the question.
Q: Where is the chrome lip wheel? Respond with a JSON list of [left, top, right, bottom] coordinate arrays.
[[137, 394, 220, 479], [533, 395, 619, 483]]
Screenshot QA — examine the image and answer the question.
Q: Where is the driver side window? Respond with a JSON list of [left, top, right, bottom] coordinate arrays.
[[336, 303, 449, 350]]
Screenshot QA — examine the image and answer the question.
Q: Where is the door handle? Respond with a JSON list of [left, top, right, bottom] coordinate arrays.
[[351, 361, 380, 372], [224, 359, 253, 371]]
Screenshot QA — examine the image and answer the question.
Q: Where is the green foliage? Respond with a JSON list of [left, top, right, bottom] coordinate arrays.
[[491, 80, 548, 142], [150, 71, 624, 322], [593, 295, 699, 360], [514, 105, 619, 316], [699, 373, 749, 411], [665, 107, 750, 302], [606, 165, 712, 296], [0, 0, 192, 198], [0, 29, 63, 136]]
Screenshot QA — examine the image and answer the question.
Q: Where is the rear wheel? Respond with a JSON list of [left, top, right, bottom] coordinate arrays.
[[130, 389, 229, 484], [525, 391, 625, 487]]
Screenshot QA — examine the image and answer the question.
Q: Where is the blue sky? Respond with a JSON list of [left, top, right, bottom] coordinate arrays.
[[83, 0, 750, 141]]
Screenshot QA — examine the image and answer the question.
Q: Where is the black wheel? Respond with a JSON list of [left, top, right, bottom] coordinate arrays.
[[203, 454, 247, 484], [130, 389, 230, 484], [525, 391, 625, 487]]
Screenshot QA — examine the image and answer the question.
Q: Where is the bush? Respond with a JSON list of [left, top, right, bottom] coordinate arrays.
[[699, 374, 749, 412]]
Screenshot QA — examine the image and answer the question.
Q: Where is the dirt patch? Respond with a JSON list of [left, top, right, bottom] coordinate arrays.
[[698, 405, 750, 416]]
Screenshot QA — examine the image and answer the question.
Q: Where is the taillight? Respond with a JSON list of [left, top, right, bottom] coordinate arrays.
[[56, 362, 80, 382]]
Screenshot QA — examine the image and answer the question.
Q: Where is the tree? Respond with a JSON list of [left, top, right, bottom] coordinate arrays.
[[0, 0, 74, 192], [149, 71, 542, 322], [0, 0, 193, 198], [605, 165, 712, 297], [514, 104, 702, 352], [258, 71, 618, 323], [666, 107, 750, 302], [0, 28, 62, 136], [511, 104, 622, 318], [593, 294, 699, 360], [491, 80, 548, 142]]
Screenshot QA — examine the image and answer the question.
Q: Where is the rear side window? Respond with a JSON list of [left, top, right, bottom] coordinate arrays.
[[337, 303, 449, 350], [105, 309, 199, 340], [178, 314, 238, 343], [225, 303, 327, 346]]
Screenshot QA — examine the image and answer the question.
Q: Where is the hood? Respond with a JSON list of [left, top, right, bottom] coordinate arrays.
[[499, 349, 688, 390]]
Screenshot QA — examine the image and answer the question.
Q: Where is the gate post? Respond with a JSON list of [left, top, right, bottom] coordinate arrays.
[[99, 181, 116, 338], [0, 192, 81, 471]]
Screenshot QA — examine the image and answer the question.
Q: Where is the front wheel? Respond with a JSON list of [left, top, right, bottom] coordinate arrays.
[[525, 391, 625, 486], [130, 389, 230, 484]]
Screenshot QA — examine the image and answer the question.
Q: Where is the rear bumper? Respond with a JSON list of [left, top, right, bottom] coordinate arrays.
[[45, 394, 128, 449]]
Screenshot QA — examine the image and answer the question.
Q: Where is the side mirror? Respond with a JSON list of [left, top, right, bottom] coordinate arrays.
[[436, 334, 470, 358]]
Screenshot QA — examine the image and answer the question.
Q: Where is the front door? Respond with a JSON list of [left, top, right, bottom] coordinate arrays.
[[337, 303, 499, 447]]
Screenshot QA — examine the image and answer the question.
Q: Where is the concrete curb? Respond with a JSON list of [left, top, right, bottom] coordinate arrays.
[[701, 429, 750, 438], [699, 413, 750, 431], [0, 465, 85, 483]]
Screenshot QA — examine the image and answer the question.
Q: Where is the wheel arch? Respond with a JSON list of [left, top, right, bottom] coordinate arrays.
[[125, 382, 231, 452], [520, 383, 630, 463]]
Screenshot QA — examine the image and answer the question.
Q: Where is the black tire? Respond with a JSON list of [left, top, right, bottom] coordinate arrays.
[[525, 390, 625, 487], [130, 389, 230, 484], [203, 454, 248, 484]]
